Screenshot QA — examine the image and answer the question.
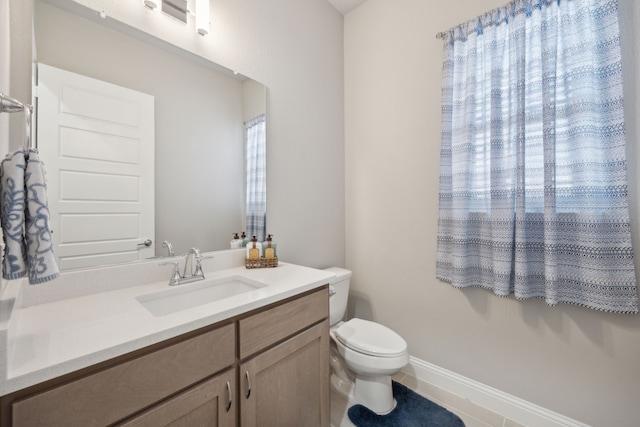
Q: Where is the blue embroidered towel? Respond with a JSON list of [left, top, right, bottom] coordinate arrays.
[[24, 149, 59, 284], [0, 150, 28, 279], [0, 149, 59, 284]]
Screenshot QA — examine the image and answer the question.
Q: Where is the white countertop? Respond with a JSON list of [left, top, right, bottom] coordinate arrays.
[[0, 253, 335, 396]]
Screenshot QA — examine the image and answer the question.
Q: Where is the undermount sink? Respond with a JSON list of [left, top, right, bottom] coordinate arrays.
[[136, 275, 268, 317]]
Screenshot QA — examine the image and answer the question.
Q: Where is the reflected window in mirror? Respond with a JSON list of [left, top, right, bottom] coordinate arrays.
[[245, 114, 266, 242]]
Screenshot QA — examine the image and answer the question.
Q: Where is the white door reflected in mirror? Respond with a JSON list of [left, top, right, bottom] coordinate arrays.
[[37, 63, 155, 270]]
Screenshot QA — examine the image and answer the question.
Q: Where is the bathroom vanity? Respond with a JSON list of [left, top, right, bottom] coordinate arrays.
[[0, 250, 333, 426]]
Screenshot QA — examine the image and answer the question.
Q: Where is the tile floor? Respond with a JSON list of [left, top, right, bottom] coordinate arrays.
[[331, 371, 526, 427]]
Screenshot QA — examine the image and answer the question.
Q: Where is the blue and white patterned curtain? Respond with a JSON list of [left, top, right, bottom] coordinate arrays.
[[436, 0, 638, 313], [245, 114, 266, 242]]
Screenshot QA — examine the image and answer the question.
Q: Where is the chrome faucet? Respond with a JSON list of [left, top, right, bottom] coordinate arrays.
[[183, 247, 202, 279], [161, 240, 175, 257], [160, 247, 212, 286]]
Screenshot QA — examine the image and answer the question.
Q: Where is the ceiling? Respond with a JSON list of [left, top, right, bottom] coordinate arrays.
[[327, 0, 368, 15]]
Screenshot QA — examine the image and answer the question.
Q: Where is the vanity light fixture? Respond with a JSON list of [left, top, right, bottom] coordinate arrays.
[[163, 0, 188, 23], [195, 0, 210, 36], [144, 0, 208, 36], [143, 0, 160, 10]]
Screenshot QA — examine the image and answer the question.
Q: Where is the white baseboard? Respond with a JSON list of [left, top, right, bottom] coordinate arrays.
[[405, 356, 591, 427]]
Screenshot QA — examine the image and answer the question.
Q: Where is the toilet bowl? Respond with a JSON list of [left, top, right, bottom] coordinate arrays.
[[325, 267, 409, 414]]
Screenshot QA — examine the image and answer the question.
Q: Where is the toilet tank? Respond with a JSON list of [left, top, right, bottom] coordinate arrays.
[[324, 267, 352, 326]]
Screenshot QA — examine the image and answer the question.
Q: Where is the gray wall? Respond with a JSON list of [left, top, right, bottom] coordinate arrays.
[[344, 1, 640, 426]]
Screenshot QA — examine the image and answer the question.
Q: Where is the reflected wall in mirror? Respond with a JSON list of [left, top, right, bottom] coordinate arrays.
[[34, 0, 267, 270]]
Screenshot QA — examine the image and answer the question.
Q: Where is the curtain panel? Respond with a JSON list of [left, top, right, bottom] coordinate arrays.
[[436, 0, 638, 313], [245, 114, 266, 242]]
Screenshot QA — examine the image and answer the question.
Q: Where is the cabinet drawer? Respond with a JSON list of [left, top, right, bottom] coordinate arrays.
[[239, 286, 328, 359], [12, 323, 235, 427]]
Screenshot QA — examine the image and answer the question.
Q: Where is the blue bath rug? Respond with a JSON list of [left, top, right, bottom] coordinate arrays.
[[348, 381, 465, 427]]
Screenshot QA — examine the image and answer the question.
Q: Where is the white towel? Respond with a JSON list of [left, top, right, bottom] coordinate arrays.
[[0, 149, 59, 284], [0, 149, 27, 279], [24, 149, 59, 284]]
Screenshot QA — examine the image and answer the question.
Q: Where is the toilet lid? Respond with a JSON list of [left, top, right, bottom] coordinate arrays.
[[335, 318, 407, 358]]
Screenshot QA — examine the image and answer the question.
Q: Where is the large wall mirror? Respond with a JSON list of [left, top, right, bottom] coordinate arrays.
[[33, 0, 267, 270]]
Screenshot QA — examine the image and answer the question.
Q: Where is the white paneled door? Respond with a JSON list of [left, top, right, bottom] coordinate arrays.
[[37, 63, 155, 270]]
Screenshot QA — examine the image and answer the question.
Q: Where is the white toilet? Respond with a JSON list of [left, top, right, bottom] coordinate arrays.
[[325, 267, 409, 414]]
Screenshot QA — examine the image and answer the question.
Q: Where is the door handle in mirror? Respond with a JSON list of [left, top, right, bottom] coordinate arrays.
[[137, 239, 152, 247]]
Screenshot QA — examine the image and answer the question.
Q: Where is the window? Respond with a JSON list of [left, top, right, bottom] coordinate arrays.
[[436, 0, 638, 313], [245, 114, 266, 242]]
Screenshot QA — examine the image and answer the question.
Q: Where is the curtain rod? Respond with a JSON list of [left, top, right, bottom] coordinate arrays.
[[435, 0, 552, 41]]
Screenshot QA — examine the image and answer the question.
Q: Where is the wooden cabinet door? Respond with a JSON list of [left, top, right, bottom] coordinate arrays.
[[118, 368, 236, 427], [239, 321, 329, 427]]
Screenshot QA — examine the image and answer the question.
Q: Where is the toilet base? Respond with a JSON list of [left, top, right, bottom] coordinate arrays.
[[331, 372, 397, 416], [330, 345, 397, 415], [329, 340, 396, 415], [354, 374, 396, 414]]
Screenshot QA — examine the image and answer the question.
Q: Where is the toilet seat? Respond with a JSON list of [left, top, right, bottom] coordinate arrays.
[[334, 318, 407, 358]]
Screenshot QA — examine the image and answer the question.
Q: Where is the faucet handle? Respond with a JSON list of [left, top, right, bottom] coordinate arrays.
[[193, 255, 213, 278], [160, 261, 182, 285]]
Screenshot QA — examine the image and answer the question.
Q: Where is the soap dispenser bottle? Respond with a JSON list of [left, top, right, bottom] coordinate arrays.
[[264, 234, 277, 259], [241, 232, 249, 248], [230, 233, 242, 249], [247, 236, 262, 259]]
